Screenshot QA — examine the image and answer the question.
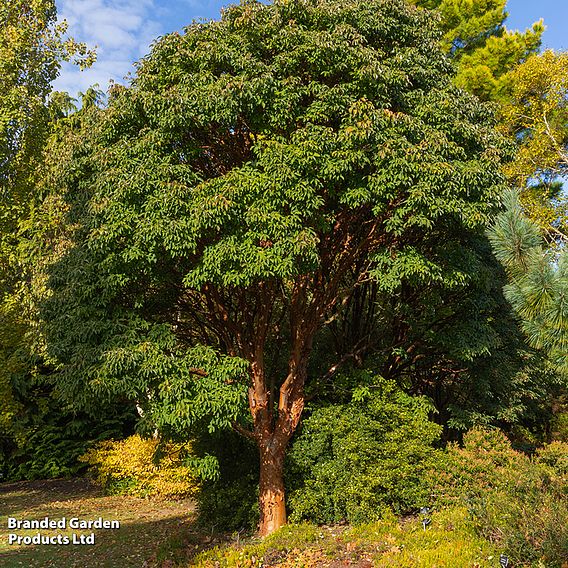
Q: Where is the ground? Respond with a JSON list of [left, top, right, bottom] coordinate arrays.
[[0, 479, 499, 567], [0, 478, 198, 567]]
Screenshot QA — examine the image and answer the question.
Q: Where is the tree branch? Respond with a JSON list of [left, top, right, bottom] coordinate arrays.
[[231, 421, 256, 440]]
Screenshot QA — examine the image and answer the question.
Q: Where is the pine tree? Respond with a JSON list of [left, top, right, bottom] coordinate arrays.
[[412, 0, 543, 100], [489, 190, 568, 375]]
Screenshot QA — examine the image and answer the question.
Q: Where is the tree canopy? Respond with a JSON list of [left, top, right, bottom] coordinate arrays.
[[38, 0, 513, 534], [499, 51, 568, 240]]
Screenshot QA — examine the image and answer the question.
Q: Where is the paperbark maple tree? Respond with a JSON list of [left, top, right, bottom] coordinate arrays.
[[42, 0, 508, 535]]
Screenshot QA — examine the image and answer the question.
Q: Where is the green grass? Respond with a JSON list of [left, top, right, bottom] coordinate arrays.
[[186, 508, 499, 567], [0, 480, 504, 568], [0, 478, 196, 567]]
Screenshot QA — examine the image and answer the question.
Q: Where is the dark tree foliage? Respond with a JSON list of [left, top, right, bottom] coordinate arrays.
[[308, 232, 550, 436], [0, 392, 135, 481]]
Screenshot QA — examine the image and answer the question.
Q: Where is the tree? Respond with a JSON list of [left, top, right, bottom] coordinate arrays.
[[416, 2, 568, 243], [0, 0, 93, 320], [0, 0, 93, 243], [499, 51, 568, 241], [489, 190, 568, 376], [0, 0, 93, 464], [42, 0, 509, 535], [411, 0, 543, 100]]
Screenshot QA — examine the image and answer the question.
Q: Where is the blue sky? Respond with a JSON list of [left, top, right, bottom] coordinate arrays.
[[53, 0, 568, 97]]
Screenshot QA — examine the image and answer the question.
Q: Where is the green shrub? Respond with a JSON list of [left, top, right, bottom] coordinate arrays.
[[195, 430, 259, 532], [551, 409, 568, 442], [537, 440, 568, 477], [286, 376, 443, 524], [0, 400, 133, 481], [432, 427, 568, 567]]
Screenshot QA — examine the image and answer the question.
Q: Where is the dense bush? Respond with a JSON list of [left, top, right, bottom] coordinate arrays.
[[195, 430, 259, 532], [80, 435, 199, 499], [551, 405, 568, 442], [286, 377, 443, 524], [0, 397, 133, 481], [432, 428, 568, 567]]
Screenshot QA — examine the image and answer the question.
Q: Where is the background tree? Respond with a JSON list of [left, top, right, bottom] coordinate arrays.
[[0, 0, 97, 474], [42, 0, 509, 534], [411, 0, 543, 100], [499, 51, 568, 241], [0, 0, 94, 250], [489, 190, 568, 375], [414, 2, 568, 243]]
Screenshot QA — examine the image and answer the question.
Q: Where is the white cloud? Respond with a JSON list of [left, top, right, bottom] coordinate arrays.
[[53, 0, 165, 98]]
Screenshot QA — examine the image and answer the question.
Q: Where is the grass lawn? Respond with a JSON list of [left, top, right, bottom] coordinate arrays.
[[0, 478, 196, 567], [184, 509, 499, 568]]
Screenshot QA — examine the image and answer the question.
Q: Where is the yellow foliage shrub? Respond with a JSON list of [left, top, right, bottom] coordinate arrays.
[[80, 435, 199, 499]]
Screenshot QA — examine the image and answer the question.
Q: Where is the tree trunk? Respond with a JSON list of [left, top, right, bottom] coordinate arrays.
[[248, 319, 312, 536], [258, 439, 287, 536]]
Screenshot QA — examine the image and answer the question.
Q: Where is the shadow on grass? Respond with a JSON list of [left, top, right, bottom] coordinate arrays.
[[0, 478, 103, 517], [0, 514, 198, 568], [0, 478, 204, 568]]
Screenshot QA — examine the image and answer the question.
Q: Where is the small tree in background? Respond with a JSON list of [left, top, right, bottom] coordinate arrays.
[[499, 51, 568, 241], [411, 2, 568, 247], [0, 0, 94, 456], [42, 0, 509, 534]]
